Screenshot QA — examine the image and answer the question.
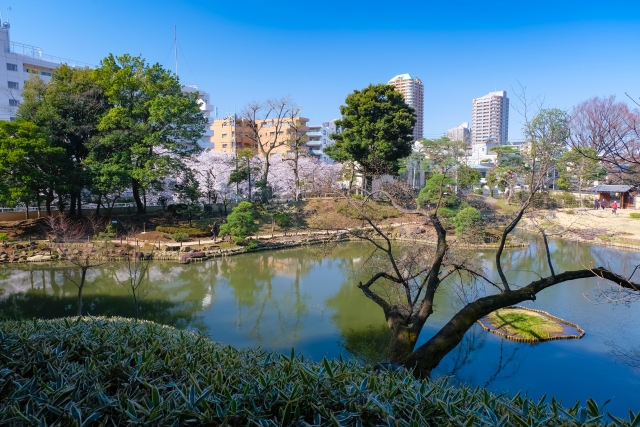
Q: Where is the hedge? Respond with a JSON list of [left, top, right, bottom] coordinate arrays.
[[155, 226, 210, 238], [0, 318, 632, 426]]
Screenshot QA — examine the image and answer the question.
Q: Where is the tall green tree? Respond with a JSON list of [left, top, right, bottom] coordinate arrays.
[[91, 54, 206, 214], [18, 65, 108, 215], [0, 121, 67, 218], [326, 84, 415, 189]]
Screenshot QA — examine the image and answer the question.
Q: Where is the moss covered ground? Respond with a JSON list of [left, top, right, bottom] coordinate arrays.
[[487, 309, 564, 340]]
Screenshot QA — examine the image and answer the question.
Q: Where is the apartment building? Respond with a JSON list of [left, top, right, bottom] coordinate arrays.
[[208, 116, 310, 155], [447, 122, 471, 144], [0, 22, 89, 121], [181, 85, 213, 149], [387, 74, 424, 141], [471, 90, 509, 146], [306, 120, 338, 163]]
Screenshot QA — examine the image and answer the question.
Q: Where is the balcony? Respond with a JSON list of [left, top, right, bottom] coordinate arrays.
[[5, 41, 93, 68]]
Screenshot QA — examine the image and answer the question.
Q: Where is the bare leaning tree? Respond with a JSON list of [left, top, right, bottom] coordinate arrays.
[[337, 103, 640, 377]]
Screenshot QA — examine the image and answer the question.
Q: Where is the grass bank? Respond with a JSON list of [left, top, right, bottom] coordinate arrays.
[[486, 309, 564, 340], [0, 317, 627, 426]]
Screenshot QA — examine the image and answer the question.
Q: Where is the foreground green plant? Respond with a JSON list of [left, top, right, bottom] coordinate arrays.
[[630, 213, 640, 219], [0, 317, 632, 426]]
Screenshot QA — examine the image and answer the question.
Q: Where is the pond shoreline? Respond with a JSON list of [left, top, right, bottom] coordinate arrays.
[[1, 221, 531, 264], [517, 224, 640, 253]]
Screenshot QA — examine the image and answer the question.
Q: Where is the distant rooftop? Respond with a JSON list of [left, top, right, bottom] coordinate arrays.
[[476, 90, 507, 99], [388, 73, 419, 83]]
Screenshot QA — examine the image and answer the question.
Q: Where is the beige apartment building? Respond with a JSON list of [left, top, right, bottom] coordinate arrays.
[[207, 116, 310, 155], [387, 74, 424, 141]]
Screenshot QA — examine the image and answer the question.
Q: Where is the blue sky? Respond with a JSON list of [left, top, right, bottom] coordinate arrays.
[[8, 0, 640, 140]]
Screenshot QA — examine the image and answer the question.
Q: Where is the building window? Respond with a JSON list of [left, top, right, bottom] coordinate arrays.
[[9, 99, 19, 107], [7, 81, 18, 89], [6, 63, 17, 71], [222, 133, 227, 138], [9, 116, 16, 122], [270, 132, 275, 136], [222, 143, 227, 148], [222, 122, 227, 127], [211, 130, 214, 136], [40, 71, 52, 77]]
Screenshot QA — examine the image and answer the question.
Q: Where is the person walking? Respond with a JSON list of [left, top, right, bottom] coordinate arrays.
[[600, 199, 606, 210], [612, 200, 618, 215], [594, 198, 600, 210]]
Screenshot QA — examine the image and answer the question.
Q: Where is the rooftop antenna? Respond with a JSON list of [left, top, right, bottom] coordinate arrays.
[[174, 25, 178, 77], [6, 7, 10, 23]]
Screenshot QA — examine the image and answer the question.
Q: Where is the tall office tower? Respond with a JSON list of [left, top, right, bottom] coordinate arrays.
[[388, 74, 424, 141], [471, 91, 509, 146], [447, 122, 471, 144]]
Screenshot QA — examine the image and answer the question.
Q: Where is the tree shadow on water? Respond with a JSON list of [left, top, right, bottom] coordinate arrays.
[[0, 291, 209, 333]]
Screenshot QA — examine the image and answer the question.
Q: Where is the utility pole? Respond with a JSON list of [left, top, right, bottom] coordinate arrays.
[[174, 25, 178, 77]]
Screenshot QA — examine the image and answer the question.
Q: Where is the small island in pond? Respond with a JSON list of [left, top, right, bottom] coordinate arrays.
[[478, 306, 585, 343]]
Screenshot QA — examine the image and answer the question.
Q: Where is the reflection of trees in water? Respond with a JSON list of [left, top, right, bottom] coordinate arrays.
[[0, 263, 210, 332], [433, 325, 525, 388], [216, 248, 320, 347], [338, 324, 392, 364], [606, 341, 640, 370]]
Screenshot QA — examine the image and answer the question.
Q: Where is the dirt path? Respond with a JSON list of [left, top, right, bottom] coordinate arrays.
[[526, 208, 640, 241]]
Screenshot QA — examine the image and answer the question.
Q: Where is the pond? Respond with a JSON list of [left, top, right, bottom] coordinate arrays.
[[1, 238, 640, 416]]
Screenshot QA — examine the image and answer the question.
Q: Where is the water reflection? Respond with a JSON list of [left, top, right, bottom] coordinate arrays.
[[1, 239, 640, 416]]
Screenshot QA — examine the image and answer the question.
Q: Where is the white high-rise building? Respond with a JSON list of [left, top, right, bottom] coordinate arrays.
[[0, 22, 91, 121], [471, 91, 509, 146], [388, 74, 424, 141], [306, 120, 338, 163], [447, 122, 471, 144], [181, 85, 214, 149]]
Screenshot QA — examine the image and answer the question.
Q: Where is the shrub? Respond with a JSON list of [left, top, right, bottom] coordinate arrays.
[[630, 213, 640, 219], [473, 188, 484, 195], [155, 226, 209, 238], [417, 174, 460, 208], [220, 201, 259, 240], [171, 232, 190, 242], [0, 233, 9, 244], [274, 211, 293, 228], [351, 193, 364, 199], [565, 209, 575, 215], [453, 207, 483, 236], [0, 317, 618, 426], [435, 207, 457, 218]]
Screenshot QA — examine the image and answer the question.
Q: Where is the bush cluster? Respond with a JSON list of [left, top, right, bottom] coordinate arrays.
[[0, 318, 626, 426], [630, 213, 640, 219], [155, 226, 210, 238], [453, 207, 483, 236], [171, 232, 190, 242]]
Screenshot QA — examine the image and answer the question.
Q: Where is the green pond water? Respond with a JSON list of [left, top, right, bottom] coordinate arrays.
[[1, 238, 640, 416]]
